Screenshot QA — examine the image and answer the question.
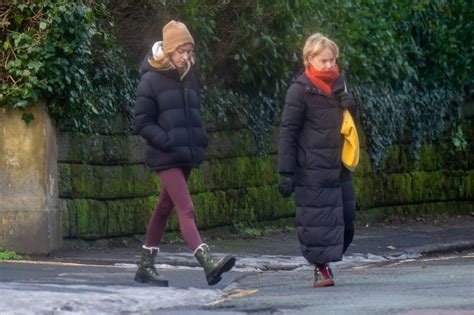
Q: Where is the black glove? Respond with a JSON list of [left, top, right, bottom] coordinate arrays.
[[335, 90, 354, 110], [278, 174, 294, 197]]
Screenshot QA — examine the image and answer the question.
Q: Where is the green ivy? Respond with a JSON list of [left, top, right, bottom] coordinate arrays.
[[131, 0, 313, 151], [305, 0, 473, 164], [2, 1, 471, 162], [0, 1, 135, 132], [127, 0, 472, 162]]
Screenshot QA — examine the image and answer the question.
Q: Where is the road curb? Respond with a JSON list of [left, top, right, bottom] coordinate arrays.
[[405, 240, 474, 256], [45, 240, 474, 270]]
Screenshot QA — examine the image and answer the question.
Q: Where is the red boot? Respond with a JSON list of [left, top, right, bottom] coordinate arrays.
[[314, 264, 335, 288]]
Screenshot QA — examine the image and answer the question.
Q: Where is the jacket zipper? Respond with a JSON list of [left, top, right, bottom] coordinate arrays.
[[183, 86, 195, 162]]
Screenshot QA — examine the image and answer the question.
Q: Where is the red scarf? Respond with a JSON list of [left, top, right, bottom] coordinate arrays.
[[305, 64, 340, 94]]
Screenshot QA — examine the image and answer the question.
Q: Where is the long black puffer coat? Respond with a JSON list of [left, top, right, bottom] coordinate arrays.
[[278, 71, 355, 264], [134, 55, 208, 171]]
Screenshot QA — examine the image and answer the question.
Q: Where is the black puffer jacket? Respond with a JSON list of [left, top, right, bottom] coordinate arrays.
[[278, 71, 353, 264], [134, 55, 208, 171]]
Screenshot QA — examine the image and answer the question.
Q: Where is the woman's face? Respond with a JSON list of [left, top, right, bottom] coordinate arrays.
[[309, 47, 336, 71], [170, 43, 194, 70]]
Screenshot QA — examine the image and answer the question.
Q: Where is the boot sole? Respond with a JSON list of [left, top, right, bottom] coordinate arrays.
[[207, 256, 236, 286], [134, 273, 169, 287], [313, 279, 335, 288]]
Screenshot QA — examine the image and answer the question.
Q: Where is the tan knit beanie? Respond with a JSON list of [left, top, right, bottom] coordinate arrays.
[[162, 20, 194, 54]]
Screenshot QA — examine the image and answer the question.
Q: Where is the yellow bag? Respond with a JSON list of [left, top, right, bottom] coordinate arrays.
[[340, 110, 360, 172]]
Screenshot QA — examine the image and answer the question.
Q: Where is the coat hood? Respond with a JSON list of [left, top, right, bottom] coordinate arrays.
[[139, 53, 155, 77], [139, 52, 192, 81]]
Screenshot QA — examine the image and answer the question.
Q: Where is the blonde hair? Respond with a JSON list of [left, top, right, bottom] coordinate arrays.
[[148, 52, 174, 70], [148, 41, 195, 70], [302, 33, 339, 68]]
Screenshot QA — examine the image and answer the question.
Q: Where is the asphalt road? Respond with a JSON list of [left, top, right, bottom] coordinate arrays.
[[2, 217, 473, 314], [1, 250, 473, 314], [209, 250, 474, 315], [0, 260, 242, 313]]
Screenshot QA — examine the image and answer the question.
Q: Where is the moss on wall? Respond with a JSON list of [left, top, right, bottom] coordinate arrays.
[[58, 121, 474, 239], [58, 133, 145, 164], [58, 164, 156, 198], [206, 127, 278, 158], [359, 201, 474, 224], [62, 197, 155, 239], [61, 184, 295, 239], [354, 170, 472, 210], [377, 145, 443, 173], [150, 185, 294, 232], [187, 155, 278, 193]]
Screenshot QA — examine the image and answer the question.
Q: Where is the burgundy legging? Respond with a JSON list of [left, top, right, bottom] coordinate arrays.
[[144, 167, 202, 251]]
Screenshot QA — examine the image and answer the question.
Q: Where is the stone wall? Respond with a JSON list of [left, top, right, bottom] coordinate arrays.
[[58, 112, 474, 240], [355, 102, 474, 221], [0, 104, 62, 254]]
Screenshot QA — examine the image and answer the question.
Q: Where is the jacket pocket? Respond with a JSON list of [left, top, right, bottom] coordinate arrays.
[[152, 131, 171, 151]]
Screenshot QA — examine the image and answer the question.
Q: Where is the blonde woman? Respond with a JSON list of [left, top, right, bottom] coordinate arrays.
[[278, 33, 356, 287], [134, 20, 236, 286]]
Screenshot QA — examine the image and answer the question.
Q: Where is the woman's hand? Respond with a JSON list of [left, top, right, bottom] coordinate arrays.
[[335, 90, 354, 109], [278, 174, 294, 197]]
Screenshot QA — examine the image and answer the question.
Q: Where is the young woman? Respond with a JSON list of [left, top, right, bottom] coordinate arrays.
[[278, 33, 356, 287], [134, 20, 236, 287]]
